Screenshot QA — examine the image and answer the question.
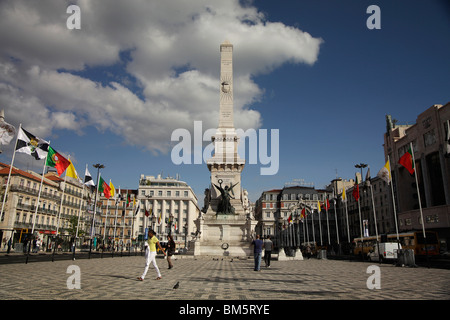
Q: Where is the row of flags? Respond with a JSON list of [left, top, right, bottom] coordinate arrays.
[[14, 126, 107, 194], [284, 146, 415, 229]]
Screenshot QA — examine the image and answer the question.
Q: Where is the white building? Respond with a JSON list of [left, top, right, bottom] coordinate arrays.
[[137, 174, 200, 248]]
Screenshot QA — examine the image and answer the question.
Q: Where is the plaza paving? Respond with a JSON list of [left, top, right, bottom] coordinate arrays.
[[0, 254, 449, 301]]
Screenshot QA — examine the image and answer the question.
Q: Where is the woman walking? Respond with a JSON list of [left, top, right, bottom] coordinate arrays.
[[167, 234, 176, 269], [137, 229, 166, 281]]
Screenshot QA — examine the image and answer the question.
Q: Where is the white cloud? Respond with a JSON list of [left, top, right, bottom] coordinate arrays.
[[0, 0, 322, 154]]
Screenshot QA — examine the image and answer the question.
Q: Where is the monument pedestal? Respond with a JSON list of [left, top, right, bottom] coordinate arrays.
[[189, 213, 257, 257]]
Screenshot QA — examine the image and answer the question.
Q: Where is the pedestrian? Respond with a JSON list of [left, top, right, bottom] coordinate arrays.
[[137, 229, 166, 281], [7, 237, 11, 254], [251, 235, 263, 271], [306, 244, 312, 259], [167, 234, 176, 269], [263, 235, 273, 267]]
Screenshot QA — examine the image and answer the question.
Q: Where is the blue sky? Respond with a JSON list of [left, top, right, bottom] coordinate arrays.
[[0, 0, 449, 205]]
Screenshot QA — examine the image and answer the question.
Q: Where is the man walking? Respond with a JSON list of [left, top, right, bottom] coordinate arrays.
[[263, 236, 273, 267], [251, 235, 263, 271]]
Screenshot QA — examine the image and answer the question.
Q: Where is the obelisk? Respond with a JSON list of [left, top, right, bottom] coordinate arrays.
[[189, 41, 256, 257], [207, 40, 245, 213]]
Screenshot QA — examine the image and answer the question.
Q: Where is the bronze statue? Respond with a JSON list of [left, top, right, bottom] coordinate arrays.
[[213, 179, 239, 214]]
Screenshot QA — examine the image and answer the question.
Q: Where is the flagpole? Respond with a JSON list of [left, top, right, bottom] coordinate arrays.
[[112, 186, 120, 258], [311, 209, 316, 248], [369, 182, 380, 263], [89, 169, 102, 259], [333, 198, 340, 245], [52, 154, 69, 262], [344, 194, 350, 243], [26, 141, 49, 264], [73, 168, 86, 261], [1, 123, 21, 241], [303, 215, 306, 245], [325, 196, 330, 246], [318, 205, 323, 247], [122, 189, 128, 257], [410, 142, 429, 266], [388, 156, 400, 245]]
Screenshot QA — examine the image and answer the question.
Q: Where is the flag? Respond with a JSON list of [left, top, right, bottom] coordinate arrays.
[[352, 174, 360, 201], [98, 176, 111, 199], [158, 213, 162, 225], [46, 146, 70, 176], [126, 193, 131, 207], [342, 187, 347, 202], [399, 146, 414, 174], [109, 180, 116, 198], [16, 127, 49, 160], [84, 167, 95, 187], [0, 117, 16, 145], [134, 199, 141, 216], [66, 160, 82, 183], [377, 160, 391, 184], [287, 213, 292, 223], [115, 187, 122, 205], [301, 207, 306, 219], [323, 198, 330, 210], [317, 201, 321, 212]]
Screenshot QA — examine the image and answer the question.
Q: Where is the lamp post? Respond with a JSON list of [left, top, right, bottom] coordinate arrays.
[[184, 223, 188, 250], [168, 212, 174, 237], [354, 163, 367, 182], [89, 163, 104, 259], [354, 162, 366, 261]]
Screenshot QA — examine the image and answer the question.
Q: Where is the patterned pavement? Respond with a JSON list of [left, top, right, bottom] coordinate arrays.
[[0, 254, 449, 301]]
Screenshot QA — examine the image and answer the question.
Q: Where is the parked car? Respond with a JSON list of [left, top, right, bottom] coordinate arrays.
[[367, 242, 402, 262]]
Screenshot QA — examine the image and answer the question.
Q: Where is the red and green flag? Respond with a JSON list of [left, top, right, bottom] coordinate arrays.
[[126, 193, 131, 207], [46, 146, 70, 176], [399, 147, 414, 175], [98, 176, 111, 199], [287, 213, 292, 223]]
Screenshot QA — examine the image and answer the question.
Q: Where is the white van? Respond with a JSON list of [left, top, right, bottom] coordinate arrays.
[[367, 242, 402, 262]]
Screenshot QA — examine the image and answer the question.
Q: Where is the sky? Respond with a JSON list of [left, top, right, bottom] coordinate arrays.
[[0, 0, 449, 206]]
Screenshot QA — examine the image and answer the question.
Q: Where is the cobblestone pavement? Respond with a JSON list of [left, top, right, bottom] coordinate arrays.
[[0, 255, 449, 301]]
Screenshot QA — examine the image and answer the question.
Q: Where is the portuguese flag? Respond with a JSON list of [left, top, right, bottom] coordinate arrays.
[[98, 175, 111, 199], [399, 147, 414, 175], [46, 146, 70, 176]]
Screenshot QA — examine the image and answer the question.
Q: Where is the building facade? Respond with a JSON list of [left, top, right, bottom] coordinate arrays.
[[137, 174, 200, 248], [383, 102, 450, 251], [0, 163, 92, 252]]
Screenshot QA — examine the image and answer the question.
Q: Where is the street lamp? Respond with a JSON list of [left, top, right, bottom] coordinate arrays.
[[89, 163, 104, 259], [184, 223, 188, 250], [168, 212, 174, 237], [354, 163, 367, 181]]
